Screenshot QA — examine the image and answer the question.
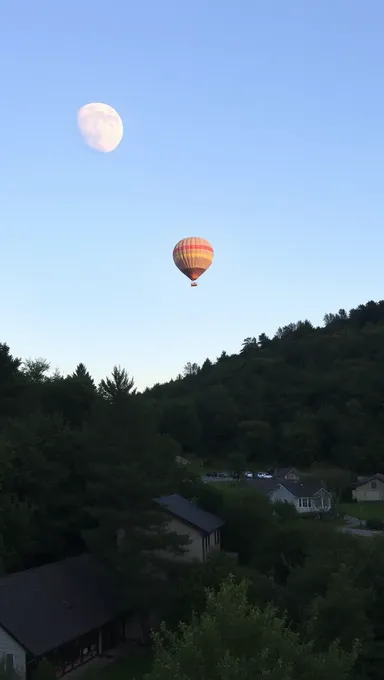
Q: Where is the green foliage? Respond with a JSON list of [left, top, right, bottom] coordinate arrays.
[[31, 659, 56, 680], [149, 299, 384, 473], [146, 577, 356, 680], [3, 300, 384, 679], [365, 518, 384, 530]]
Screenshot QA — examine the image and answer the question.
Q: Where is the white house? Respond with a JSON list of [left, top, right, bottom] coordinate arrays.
[[270, 482, 332, 513], [248, 478, 332, 513], [352, 474, 384, 502]]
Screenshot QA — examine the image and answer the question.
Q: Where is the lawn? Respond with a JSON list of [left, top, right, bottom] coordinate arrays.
[[338, 502, 384, 521], [85, 653, 153, 680]]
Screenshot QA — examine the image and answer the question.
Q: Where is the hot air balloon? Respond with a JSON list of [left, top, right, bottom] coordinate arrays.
[[173, 237, 214, 287]]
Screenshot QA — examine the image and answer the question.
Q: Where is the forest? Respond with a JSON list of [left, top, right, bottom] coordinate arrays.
[[2, 299, 384, 679], [148, 299, 384, 474]]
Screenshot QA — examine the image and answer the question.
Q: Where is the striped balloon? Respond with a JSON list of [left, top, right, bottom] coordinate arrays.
[[173, 237, 214, 287]]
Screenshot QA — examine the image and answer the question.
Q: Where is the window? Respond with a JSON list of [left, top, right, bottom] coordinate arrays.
[[5, 656, 14, 673], [308, 498, 312, 508], [302, 498, 308, 508], [203, 535, 210, 554], [371, 481, 377, 489]]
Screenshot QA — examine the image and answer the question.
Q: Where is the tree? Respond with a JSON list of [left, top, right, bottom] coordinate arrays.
[[183, 362, 200, 377], [146, 577, 356, 680], [99, 365, 135, 401], [22, 357, 51, 383]]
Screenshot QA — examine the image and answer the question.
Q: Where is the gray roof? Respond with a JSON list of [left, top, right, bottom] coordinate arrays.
[[246, 478, 278, 495], [156, 494, 224, 533], [354, 473, 384, 489], [276, 479, 329, 498], [247, 477, 329, 499], [0, 554, 120, 656]]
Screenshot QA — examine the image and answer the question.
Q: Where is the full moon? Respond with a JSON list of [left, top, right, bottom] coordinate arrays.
[[77, 102, 124, 153]]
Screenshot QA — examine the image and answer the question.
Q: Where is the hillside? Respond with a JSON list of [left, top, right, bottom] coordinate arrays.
[[146, 300, 384, 473]]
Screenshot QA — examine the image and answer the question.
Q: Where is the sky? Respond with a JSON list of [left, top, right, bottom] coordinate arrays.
[[1, 1, 384, 390]]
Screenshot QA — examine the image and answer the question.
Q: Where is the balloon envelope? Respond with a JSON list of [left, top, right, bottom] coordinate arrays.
[[173, 237, 214, 285]]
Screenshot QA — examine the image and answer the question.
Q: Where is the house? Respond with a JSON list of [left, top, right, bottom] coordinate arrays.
[[352, 474, 384, 502], [274, 467, 301, 481], [0, 554, 143, 680], [248, 478, 332, 513], [156, 494, 224, 563]]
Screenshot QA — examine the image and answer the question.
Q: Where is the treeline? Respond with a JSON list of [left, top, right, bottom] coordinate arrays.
[[1, 301, 384, 678], [146, 300, 384, 473], [0, 349, 185, 605]]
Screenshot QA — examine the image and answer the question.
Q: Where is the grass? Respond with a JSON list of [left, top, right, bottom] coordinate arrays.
[[338, 502, 384, 521], [85, 653, 153, 680]]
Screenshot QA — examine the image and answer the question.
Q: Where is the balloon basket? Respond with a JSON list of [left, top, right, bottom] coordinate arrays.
[[191, 282, 198, 287]]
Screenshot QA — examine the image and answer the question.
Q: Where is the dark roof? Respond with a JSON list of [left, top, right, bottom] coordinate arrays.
[[246, 478, 278, 495], [276, 479, 329, 498], [0, 554, 120, 656], [275, 467, 299, 477], [156, 494, 224, 533], [247, 477, 329, 499], [354, 473, 384, 489]]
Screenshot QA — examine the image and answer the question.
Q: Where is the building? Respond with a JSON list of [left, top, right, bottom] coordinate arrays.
[[156, 494, 224, 562], [248, 478, 332, 514], [0, 554, 143, 680], [352, 474, 384, 502], [274, 467, 301, 481]]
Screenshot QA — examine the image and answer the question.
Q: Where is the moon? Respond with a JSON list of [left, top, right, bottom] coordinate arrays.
[[77, 102, 124, 153]]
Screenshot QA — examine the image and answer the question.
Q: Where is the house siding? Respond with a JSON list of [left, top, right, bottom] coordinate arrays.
[[157, 516, 221, 563], [353, 480, 384, 502], [0, 627, 26, 680], [155, 516, 202, 562], [270, 486, 332, 513], [270, 486, 297, 506]]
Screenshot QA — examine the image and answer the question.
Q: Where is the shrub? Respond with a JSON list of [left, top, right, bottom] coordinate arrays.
[[365, 518, 384, 531]]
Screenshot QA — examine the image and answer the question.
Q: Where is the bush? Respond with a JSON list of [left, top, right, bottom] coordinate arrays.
[[365, 518, 384, 531], [31, 659, 56, 680], [300, 512, 321, 521]]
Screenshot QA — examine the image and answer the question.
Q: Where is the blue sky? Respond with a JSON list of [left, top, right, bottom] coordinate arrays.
[[1, 1, 384, 389]]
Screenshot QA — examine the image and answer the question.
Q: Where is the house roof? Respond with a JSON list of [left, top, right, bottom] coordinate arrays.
[[246, 478, 279, 495], [353, 473, 384, 489], [156, 494, 224, 533], [0, 554, 120, 657], [247, 477, 328, 499], [276, 479, 329, 498], [275, 467, 299, 477]]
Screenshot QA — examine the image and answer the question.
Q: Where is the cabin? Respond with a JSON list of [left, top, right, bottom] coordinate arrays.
[[0, 554, 143, 680], [156, 494, 224, 562]]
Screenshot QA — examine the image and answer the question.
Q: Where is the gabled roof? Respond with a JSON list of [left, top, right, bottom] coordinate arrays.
[[353, 473, 384, 489], [156, 494, 224, 533], [275, 479, 330, 498], [247, 477, 329, 499], [0, 554, 120, 656], [246, 478, 278, 496]]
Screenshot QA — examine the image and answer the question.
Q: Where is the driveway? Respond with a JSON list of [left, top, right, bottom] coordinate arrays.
[[338, 514, 383, 538]]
